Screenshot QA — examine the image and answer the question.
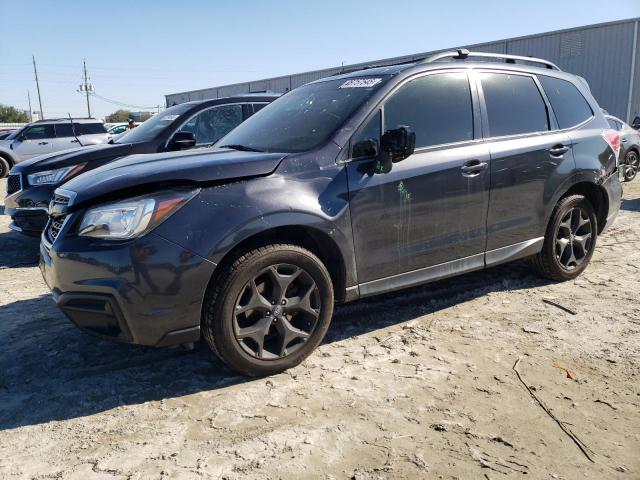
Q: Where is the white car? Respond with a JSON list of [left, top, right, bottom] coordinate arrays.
[[0, 118, 109, 177]]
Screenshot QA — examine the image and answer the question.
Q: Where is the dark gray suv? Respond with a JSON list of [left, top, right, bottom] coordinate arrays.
[[40, 50, 622, 376]]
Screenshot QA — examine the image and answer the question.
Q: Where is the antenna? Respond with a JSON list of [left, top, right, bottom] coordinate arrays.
[[67, 113, 84, 147]]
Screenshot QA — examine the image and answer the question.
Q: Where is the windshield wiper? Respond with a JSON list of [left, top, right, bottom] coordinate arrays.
[[219, 144, 263, 152]]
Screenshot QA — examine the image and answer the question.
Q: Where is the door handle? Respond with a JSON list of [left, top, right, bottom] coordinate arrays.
[[461, 159, 488, 176], [38, 142, 48, 145], [621, 138, 628, 143], [71, 140, 79, 143], [548, 144, 570, 157]]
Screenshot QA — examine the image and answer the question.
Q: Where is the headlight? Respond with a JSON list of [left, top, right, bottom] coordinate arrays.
[[78, 189, 198, 240], [27, 164, 85, 185]]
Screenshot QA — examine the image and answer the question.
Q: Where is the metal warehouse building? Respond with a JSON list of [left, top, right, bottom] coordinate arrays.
[[166, 17, 640, 123]]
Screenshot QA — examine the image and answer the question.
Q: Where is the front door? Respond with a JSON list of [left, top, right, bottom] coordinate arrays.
[[11, 124, 54, 159], [346, 71, 490, 290]]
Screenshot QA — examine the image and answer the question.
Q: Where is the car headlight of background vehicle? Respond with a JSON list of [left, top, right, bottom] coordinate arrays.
[[27, 164, 86, 185], [77, 189, 198, 240]]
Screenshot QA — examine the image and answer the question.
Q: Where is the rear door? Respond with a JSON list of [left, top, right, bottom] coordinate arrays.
[[477, 70, 574, 258], [346, 71, 491, 287], [52, 123, 81, 150], [11, 124, 54, 159]]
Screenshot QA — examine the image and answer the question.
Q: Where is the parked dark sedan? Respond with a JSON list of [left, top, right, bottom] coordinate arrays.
[[5, 94, 278, 235]]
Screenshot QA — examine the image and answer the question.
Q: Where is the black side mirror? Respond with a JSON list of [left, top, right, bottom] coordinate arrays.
[[169, 131, 196, 151], [381, 126, 415, 163], [17, 134, 27, 142], [632, 117, 640, 130]]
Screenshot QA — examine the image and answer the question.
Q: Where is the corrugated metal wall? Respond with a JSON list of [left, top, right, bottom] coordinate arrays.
[[166, 18, 640, 121]]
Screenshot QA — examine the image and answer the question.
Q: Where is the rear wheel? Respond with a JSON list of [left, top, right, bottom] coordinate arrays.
[[623, 150, 638, 181], [529, 195, 597, 281], [202, 244, 334, 376], [0, 156, 10, 178]]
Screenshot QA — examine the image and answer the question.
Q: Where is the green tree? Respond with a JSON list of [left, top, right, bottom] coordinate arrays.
[[105, 109, 132, 123], [0, 104, 29, 123]]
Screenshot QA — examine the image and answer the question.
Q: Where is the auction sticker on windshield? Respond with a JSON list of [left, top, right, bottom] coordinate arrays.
[[339, 78, 383, 88]]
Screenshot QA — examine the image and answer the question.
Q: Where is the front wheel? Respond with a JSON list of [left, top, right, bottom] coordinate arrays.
[[0, 156, 10, 178], [623, 150, 638, 181], [529, 194, 597, 281], [202, 244, 334, 376]]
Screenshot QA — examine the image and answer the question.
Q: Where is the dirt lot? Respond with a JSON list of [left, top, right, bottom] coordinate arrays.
[[0, 178, 638, 480]]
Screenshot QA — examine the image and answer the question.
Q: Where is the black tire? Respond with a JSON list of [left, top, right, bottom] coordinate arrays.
[[623, 150, 638, 182], [0, 156, 10, 178], [529, 194, 598, 281], [202, 244, 334, 376]]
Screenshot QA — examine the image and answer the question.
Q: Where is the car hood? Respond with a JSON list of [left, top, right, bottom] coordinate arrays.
[[61, 148, 288, 207], [11, 143, 134, 174]]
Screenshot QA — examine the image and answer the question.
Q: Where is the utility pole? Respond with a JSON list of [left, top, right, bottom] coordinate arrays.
[[27, 91, 33, 122], [32, 55, 44, 120], [80, 59, 92, 118]]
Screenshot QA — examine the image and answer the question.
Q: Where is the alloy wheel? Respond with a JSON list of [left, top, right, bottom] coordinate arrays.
[[624, 151, 639, 181], [555, 207, 593, 270], [233, 263, 321, 359]]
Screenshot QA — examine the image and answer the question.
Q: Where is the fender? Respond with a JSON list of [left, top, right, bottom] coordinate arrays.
[[542, 169, 612, 231]]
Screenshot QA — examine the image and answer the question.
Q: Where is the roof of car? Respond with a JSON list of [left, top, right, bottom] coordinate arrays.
[[33, 118, 104, 124], [181, 93, 281, 107]]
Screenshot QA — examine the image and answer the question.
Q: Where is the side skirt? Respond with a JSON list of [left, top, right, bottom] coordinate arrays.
[[353, 237, 544, 300]]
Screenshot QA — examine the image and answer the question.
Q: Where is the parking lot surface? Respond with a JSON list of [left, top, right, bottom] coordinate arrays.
[[0, 178, 639, 479]]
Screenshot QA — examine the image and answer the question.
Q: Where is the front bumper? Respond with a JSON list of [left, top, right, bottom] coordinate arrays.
[[5, 182, 55, 234], [39, 218, 217, 347]]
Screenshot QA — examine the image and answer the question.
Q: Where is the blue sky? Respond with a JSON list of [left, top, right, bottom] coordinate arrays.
[[1, 0, 638, 119]]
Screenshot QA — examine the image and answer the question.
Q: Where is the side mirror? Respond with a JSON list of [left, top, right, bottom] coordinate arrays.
[[632, 117, 640, 130], [352, 138, 379, 159], [381, 126, 415, 163], [168, 131, 196, 151], [17, 134, 27, 142]]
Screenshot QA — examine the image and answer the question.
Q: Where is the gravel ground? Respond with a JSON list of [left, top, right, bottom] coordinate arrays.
[[0, 178, 639, 480]]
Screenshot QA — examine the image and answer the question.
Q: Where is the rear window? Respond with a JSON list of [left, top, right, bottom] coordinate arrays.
[[75, 123, 107, 135], [538, 75, 593, 129], [480, 73, 549, 137]]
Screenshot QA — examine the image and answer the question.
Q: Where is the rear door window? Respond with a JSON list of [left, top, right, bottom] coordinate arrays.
[[75, 123, 107, 135], [538, 75, 593, 129], [383, 72, 474, 148], [55, 124, 75, 137], [479, 73, 549, 137]]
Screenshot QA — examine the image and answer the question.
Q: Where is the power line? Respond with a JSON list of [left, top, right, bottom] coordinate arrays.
[[89, 92, 159, 110]]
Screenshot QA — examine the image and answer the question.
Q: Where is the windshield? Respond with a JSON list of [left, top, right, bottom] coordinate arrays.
[[114, 103, 192, 144], [217, 76, 390, 153]]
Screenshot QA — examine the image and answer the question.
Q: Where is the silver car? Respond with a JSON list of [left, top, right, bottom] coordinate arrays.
[[0, 118, 109, 177], [606, 114, 640, 182]]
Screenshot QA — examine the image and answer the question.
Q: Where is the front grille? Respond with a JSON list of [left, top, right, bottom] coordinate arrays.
[[7, 174, 21, 195], [53, 193, 70, 205], [47, 215, 67, 243]]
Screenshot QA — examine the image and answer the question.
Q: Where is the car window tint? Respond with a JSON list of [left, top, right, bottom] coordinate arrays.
[[23, 125, 54, 139], [384, 72, 473, 148], [538, 75, 593, 129], [351, 110, 381, 159], [55, 124, 75, 137], [480, 73, 549, 137], [180, 105, 244, 145], [252, 103, 268, 114], [75, 123, 107, 135]]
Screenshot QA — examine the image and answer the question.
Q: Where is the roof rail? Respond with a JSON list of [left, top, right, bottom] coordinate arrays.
[[422, 49, 561, 71], [33, 117, 97, 123]]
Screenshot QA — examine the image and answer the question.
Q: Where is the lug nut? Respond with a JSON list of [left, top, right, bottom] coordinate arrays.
[[266, 311, 271, 316], [281, 299, 286, 305]]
